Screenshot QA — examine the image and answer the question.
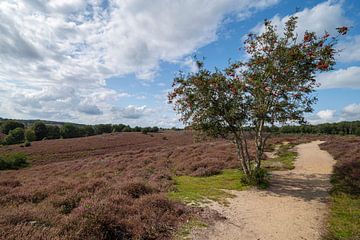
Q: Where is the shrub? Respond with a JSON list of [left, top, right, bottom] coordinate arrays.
[[241, 168, 270, 189], [80, 125, 95, 136], [94, 124, 113, 135], [355, 127, 360, 136], [112, 124, 126, 132], [3, 128, 25, 145], [33, 121, 48, 141], [331, 159, 360, 195], [46, 125, 60, 139], [122, 126, 132, 132], [0, 152, 28, 170], [24, 128, 36, 142], [0, 120, 24, 134], [60, 124, 80, 139]]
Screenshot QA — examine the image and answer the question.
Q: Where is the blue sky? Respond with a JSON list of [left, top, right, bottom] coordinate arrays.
[[1, 0, 360, 127]]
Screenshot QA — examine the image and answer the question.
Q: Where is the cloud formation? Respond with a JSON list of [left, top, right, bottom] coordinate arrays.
[[0, 0, 279, 125]]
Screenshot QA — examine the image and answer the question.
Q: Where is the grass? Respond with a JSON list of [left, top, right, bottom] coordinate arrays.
[[325, 193, 360, 240], [174, 219, 208, 240], [167, 169, 248, 204], [0, 152, 28, 170], [263, 143, 297, 170]]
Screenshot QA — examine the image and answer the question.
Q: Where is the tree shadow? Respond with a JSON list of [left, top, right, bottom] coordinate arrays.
[[266, 172, 332, 202]]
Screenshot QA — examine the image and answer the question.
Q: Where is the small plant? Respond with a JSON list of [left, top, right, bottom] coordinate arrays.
[[241, 168, 270, 189], [0, 152, 28, 170]]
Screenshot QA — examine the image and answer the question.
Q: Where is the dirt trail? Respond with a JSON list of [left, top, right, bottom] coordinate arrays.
[[192, 140, 335, 240]]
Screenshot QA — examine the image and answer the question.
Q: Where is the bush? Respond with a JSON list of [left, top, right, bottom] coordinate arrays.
[[80, 125, 95, 136], [24, 128, 36, 142], [355, 127, 360, 136], [122, 126, 132, 132], [331, 159, 360, 195], [3, 128, 25, 145], [60, 124, 80, 139], [94, 124, 112, 135], [0, 120, 24, 134], [0, 152, 28, 170], [241, 168, 270, 189], [33, 121, 48, 141], [46, 125, 60, 139], [112, 124, 126, 132]]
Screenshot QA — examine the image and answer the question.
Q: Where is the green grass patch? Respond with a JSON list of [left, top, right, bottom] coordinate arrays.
[[167, 169, 247, 204], [174, 219, 208, 240], [263, 143, 297, 170], [324, 193, 360, 240], [0, 152, 29, 170]]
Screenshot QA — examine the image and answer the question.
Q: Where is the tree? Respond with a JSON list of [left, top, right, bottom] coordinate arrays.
[[80, 125, 95, 136], [24, 128, 36, 142], [33, 121, 48, 140], [168, 17, 347, 180], [1, 120, 24, 134], [3, 127, 25, 145], [60, 124, 80, 139], [46, 125, 61, 139], [94, 124, 113, 134]]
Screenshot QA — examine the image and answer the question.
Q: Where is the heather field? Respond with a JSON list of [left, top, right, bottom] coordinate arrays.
[[0, 131, 359, 239], [0, 131, 245, 239]]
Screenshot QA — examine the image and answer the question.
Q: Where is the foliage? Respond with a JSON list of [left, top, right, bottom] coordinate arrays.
[[112, 124, 126, 132], [94, 124, 113, 135], [279, 121, 360, 135], [3, 128, 25, 145], [168, 169, 247, 204], [169, 17, 346, 179], [80, 125, 95, 136], [46, 125, 61, 139], [33, 121, 48, 141], [0, 152, 28, 170], [0, 121, 24, 135], [60, 124, 80, 139], [331, 159, 360, 195], [24, 128, 36, 142]]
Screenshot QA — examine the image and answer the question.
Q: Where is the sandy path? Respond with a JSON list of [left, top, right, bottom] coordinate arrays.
[[192, 140, 335, 240]]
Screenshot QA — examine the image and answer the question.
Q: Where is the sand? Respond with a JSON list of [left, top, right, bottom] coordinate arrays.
[[192, 140, 335, 240]]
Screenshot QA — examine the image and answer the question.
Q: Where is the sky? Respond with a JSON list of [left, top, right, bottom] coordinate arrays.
[[1, 0, 360, 127]]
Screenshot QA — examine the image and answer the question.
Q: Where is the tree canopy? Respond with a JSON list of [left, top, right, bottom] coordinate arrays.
[[169, 16, 347, 179]]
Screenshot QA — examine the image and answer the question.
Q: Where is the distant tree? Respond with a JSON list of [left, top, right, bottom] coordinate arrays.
[[355, 127, 360, 136], [80, 125, 95, 136], [133, 126, 142, 132], [1, 121, 24, 134], [60, 124, 80, 139], [33, 121, 48, 140], [169, 17, 347, 181], [3, 127, 25, 145], [122, 126, 132, 132], [151, 126, 159, 133], [24, 128, 36, 142], [94, 124, 113, 134], [46, 125, 61, 139], [112, 124, 126, 133]]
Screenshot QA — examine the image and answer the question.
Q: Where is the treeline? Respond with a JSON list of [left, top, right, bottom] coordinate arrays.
[[271, 121, 360, 136], [0, 120, 160, 146]]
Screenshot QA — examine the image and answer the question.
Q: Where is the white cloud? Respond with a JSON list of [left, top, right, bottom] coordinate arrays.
[[337, 35, 360, 62], [342, 103, 360, 120], [0, 0, 279, 126], [251, 1, 349, 39], [317, 66, 360, 89], [317, 109, 336, 121]]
